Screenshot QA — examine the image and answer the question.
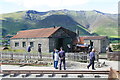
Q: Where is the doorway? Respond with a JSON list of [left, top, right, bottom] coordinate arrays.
[[57, 38, 64, 50]]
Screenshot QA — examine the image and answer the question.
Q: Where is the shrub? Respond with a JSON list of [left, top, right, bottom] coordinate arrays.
[[112, 44, 120, 51]]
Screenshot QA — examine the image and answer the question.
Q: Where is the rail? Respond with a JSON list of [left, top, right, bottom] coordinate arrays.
[[0, 68, 120, 79], [1, 70, 110, 74]]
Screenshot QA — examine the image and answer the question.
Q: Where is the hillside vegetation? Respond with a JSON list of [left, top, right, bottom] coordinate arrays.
[[0, 9, 118, 37]]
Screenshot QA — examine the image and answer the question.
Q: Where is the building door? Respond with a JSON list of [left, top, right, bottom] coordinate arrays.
[[57, 38, 64, 49]]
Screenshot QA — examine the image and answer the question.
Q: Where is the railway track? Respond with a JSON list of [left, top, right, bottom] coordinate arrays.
[[0, 70, 110, 78], [1, 70, 110, 74], [0, 69, 120, 79]]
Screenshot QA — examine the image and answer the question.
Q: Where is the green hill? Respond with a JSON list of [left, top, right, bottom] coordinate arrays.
[[0, 10, 118, 37]]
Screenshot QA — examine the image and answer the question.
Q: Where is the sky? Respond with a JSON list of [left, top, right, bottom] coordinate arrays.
[[0, 0, 119, 14]]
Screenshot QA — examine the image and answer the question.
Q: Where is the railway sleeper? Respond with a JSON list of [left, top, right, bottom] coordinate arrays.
[[10, 73, 20, 77], [2, 74, 9, 77], [61, 74, 68, 77], [48, 73, 55, 77], [10, 74, 15, 77], [94, 75, 101, 78], [77, 74, 84, 78], [22, 73, 31, 77], [36, 74, 44, 77]]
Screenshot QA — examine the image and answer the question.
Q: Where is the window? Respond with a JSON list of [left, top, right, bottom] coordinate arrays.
[[30, 42, 34, 47], [15, 42, 19, 47], [22, 42, 26, 47]]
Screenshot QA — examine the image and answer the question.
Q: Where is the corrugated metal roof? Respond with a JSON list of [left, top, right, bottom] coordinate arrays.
[[81, 36, 107, 40], [73, 36, 107, 44]]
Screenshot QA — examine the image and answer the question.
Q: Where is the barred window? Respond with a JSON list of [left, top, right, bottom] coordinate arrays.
[[22, 42, 26, 47], [15, 42, 19, 47], [30, 42, 34, 47]]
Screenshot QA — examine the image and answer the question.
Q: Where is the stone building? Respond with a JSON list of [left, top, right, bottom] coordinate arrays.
[[74, 36, 109, 53], [10, 27, 76, 53]]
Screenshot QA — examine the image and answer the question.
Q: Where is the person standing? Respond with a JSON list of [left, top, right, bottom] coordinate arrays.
[[87, 48, 96, 70], [53, 49, 59, 69], [106, 46, 113, 52], [38, 44, 42, 60], [26, 45, 31, 60], [88, 40, 93, 53], [67, 44, 71, 52], [59, 47, 66, 70], [27, 45, 31, 52]]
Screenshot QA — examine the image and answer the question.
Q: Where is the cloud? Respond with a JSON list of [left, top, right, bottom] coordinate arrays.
[[4, 0, 19, 2], [2, 0, 117, 14], [61, 0, 89, 6], [3, 0, 89, 8], [23, 0, 62, 8], [3, 0, 23, 5]]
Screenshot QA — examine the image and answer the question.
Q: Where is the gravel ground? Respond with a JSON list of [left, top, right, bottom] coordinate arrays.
[[1, 59, 119, 71]]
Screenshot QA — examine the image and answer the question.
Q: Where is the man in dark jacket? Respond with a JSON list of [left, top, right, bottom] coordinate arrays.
[[27, 45, 31, 52], [26, 45, 31, 60], [87, 49, 96, 70], [38, 44, 42, 60], [59, 47, 66, 70]]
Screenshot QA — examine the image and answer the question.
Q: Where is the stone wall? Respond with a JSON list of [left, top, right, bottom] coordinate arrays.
[[49, 38, 56, 52], [10, 38, 49, 53], [107, 51, 120, 61], [84, 40, 101, 52], [10, 27, 76, 53], [84, 37, 109, 53], [101, 37, 109, 53]]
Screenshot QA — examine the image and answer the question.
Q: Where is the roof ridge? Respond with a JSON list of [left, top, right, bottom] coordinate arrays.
[[11, 27, 62, 39], [19, 27, 61, 32]]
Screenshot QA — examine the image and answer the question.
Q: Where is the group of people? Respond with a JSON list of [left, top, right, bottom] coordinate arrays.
[[27, 44, 96, 70], [53, 47, 66, 70], [53, 47, 96, 70]]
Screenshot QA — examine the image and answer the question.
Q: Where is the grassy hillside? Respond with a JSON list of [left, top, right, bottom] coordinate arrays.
[[0, 11, 26, 20], [0, 10, 118, 37]]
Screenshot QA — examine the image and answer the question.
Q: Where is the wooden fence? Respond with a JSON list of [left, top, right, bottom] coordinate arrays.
[[66, 53, 88, 62], [0, 52, 99, 62], [107, 51, 120, 61], [0, 51, 52, 61], [66, 52, 99, 62]]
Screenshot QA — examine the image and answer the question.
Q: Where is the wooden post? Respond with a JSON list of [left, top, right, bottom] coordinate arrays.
[[73, 53, 75, 61], [0, 63, 2, 73], [24, 53, 27, 61], [96, 52, 99, 62], [10, 52, 13, 60]]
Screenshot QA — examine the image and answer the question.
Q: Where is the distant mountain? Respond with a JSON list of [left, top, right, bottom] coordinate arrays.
[[0, 9, 118, 37]]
